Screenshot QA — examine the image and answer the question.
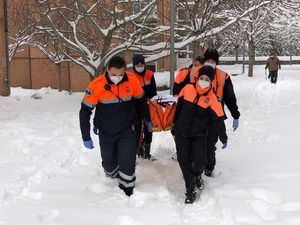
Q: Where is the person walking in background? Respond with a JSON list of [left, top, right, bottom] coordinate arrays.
[[173, 55, 205, 96], [131, 54, 157, 160], [265, 53, 281, 84], [173, 66, 228, 204], [79, 56, 151, 197], [203, 48, 240, 177]]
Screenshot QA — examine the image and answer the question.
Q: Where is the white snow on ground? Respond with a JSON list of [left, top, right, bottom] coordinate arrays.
[[1, 65, 300, 225]]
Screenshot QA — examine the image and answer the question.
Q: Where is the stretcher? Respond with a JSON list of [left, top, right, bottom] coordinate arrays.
[[148, 94, 177, 132]]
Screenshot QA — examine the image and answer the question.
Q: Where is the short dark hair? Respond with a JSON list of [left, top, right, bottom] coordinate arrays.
[[108, 56, 126, 69], [195, 55, 205, 64], [204, 48, 219, 65]]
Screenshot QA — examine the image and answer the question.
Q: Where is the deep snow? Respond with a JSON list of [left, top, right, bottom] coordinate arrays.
[[1, 65, 300, 225]]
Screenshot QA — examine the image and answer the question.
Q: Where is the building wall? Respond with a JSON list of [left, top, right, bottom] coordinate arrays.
[[9, 46, 91, 92]]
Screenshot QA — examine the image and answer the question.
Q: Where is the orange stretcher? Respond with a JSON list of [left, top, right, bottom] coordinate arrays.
[[148, 94, 177, 132]]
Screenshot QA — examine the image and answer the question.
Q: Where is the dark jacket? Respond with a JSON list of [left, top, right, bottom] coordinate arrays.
[[223, 76, 240, 119], [173, 84, 227, 143], [79, 72, 150, 141], [132, 68, 157, 99]]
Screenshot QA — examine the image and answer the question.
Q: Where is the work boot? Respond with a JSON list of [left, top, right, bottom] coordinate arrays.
[[195, 175, 204, 190], [204, 169, 213, 177], [185, 189, 196, 204], [137, 147, 143, 158], [143, 143, 152, 160]]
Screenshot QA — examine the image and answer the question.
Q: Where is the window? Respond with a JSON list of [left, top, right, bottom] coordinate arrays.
[[176, 7, 186, 21], [133, 1, 157, 18], [178, 45, 192, 59]]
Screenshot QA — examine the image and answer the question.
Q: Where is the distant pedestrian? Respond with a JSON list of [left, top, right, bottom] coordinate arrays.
[[265, 54, 281, 84]]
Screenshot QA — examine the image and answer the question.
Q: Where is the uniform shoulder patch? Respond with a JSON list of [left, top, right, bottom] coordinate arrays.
[[85, 88, 93, 96]]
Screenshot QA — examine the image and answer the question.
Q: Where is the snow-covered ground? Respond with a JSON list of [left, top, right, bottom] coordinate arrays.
[[1, 65, 300, 225]]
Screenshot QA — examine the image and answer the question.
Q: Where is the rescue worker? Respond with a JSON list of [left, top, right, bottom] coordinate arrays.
[[203, 48, 240, 177], [171, 55, 205, 161], [131, 54, 157, 160], [265, 53, 281, 84], [79, 56, 151, 197], [173, 66, 228, 204], [173, 55, 205, 96]]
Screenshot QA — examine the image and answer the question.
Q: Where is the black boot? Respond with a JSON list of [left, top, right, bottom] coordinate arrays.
[[195, 175, 204, 190], [137, 147, 143, 158], [143, 143, 152, 160], [119, 185, 133, 197], [185, 189, 196, 204], [204, 169, 213, 177]]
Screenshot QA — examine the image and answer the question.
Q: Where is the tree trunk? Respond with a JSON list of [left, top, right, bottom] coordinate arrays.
[[0, 0, 10, 96], [290, 46, 292, 66], [235, 45, 239, 64], [67, 61, 71, 92], [192, 40, 200, 60], [28, 47, 32, 89], [56, 63, 62, 92], [248, 40, 255, 77]]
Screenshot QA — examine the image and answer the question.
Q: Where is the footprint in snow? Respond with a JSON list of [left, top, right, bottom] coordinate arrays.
[[248, 188, 282, 204], [38, 209, 60, 223], [279, 202, 300, 212], [87, 183, 107, 194], [128, 190, 150, 208], [247, 199, 277, 221], [114, 215, 142, 225]]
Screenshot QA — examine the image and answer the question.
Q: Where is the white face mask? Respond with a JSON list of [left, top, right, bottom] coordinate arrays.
[[198, 80, 211, 89], [204, 62, 216, 69], [135, 66, 145, 73], [109, 76, 123, 84]]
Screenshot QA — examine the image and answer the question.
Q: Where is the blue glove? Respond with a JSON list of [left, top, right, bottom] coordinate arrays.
[[83, 140, 94, 149], [143, 119, 153, 133], [93, 127, 99, 135], [222, 142, 227, 149], [233, 119, 239, 131]]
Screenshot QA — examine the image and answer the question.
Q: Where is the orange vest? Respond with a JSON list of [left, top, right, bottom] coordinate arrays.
[[212, 68, 228, 101], [133, 69, 154, 88], [178, 84, 225, 117]]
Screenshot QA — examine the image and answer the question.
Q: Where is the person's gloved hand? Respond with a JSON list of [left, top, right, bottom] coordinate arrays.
[[83, 139, 94, 149], [221, 142, 227, 150], [233, 119, 239, 131], [144, 119, 153, 133], [93, 127, 99, 135]]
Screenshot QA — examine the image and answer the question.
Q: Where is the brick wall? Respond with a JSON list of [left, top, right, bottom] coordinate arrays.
[[9, 46, 91, 92]]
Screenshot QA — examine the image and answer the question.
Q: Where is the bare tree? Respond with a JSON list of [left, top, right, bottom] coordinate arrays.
[[8, 0, 40, 62], [32, 0, 165, 77], [9, 0, 277, 79]]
